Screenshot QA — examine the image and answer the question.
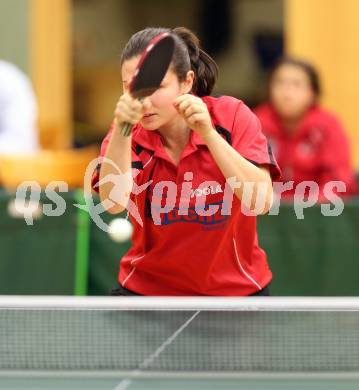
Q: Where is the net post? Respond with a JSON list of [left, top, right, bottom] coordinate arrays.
[[74, 189, 90, 296]]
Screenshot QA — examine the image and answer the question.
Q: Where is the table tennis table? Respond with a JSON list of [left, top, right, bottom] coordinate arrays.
[[1, 374, 359, 390], [1, 296, 359, 390]]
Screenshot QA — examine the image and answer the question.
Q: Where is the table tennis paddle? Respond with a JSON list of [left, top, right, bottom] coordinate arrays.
[[121, 32, 175, 136]]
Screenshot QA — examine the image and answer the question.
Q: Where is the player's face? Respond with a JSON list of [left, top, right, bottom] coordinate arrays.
[[270, 64, 315, 121], [122, 56, 193, 131]]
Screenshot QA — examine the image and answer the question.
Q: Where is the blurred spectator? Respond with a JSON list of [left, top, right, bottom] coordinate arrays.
[[254, 57, 356, 198], [0, 60, 39, 155]]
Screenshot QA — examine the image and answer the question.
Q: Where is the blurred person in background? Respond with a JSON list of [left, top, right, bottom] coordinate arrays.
[[0, 60, 39, 155], [254, 57, 356, 199]]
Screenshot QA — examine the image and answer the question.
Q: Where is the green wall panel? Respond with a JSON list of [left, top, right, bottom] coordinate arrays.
[[0, 0, 29, 74]]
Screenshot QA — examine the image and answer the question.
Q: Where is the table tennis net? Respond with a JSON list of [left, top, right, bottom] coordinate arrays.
[[1, 297, 359, 374]]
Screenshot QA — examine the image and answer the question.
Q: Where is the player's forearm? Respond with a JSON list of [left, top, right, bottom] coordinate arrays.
[[202, 128, 273, 214], [99, 122, 133, 213]]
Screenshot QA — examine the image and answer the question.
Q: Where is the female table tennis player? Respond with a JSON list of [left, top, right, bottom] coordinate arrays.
[[92, 27, 281, 296]]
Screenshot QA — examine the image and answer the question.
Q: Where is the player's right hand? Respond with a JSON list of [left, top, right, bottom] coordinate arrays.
[[114, 93, 144, 127]]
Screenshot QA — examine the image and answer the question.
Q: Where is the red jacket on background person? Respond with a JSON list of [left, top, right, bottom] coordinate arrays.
[[254, 103, 356, 198]]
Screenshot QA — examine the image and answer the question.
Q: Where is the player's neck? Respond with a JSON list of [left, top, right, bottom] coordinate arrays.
[[158, 118, 190, 150], [281, 116, 302, 136]]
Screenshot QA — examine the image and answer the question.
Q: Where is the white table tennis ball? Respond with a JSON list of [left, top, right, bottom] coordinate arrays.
[[108, 218, 133, 243]]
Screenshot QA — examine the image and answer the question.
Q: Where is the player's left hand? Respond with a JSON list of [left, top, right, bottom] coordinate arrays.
[[173, 94, 213, 138]]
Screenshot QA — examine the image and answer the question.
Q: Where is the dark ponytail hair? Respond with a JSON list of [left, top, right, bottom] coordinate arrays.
[[120, 26, 218, 97], [269, 56, 321, 97]]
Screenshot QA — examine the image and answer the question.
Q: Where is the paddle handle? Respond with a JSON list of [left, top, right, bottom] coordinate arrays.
[[121, 122, 133, 137], [120, 97, 144, 137]]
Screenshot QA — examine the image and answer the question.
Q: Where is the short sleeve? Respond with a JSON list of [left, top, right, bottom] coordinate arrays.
[[91, 122, 143, 193], [231, 102, 281, 181]]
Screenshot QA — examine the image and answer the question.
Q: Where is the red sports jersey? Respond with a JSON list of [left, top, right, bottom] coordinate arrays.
[[254, 103, 356, 197], [93, 96, 280, 296]]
